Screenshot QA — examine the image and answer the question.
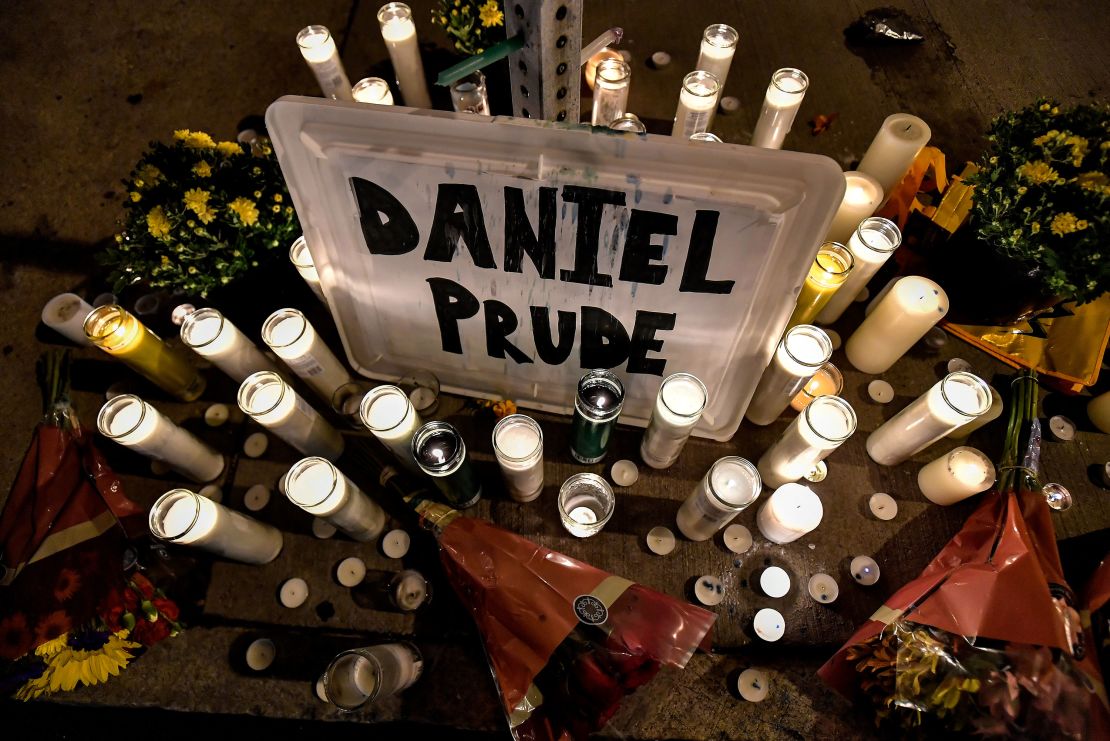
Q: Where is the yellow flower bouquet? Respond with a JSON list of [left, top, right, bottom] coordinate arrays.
[[431, 0, 504, 56]]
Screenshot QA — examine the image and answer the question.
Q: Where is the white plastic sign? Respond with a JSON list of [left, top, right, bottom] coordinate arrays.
[[266, 98, 844, 440]]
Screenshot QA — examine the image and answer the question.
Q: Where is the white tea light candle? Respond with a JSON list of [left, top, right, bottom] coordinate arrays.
[[492, 414, 544, 502], [737, 668, 769, 702], [610, 459, 639, 487], [280, 578, 309, 608], [378, 2, 432, 108], [391, 570, 430, 611], [181, 307, 278, 384], [244, 484, 270, 512], [723, 524, 753, 554], [285, 457, 387, 542], [917, 446, 996, 505], [823, 172, 884, 245], [757, 396, 856, 489], [296, 25, 354, 101], [753, 608, 785, 642], [817, 217, 901, 325], [858, 113, 932, 201], [246, 638, 276, 671], [851, 556, 880, 586], [1088, 390, 1110, 433], [756, 483, 823, 544], [98, 395, 225, 482], [845, 276, 949, 374], [868, 492, 898, 520], [867, 380, 894, 404], [337, 557, 367, 588], [759, 566, 791, 598], [238, 371, 345, 461], [42, 293, 93, 345], [640, 372, 708, 468], [676, 457, 761, 541], [746, 325, 832, 426], [646, 526, 676, 556], [149, 488, 283, 564], [750, 68, 808, 149], [694, 575, 725, 606], [382, 529, 410, 559], [672, 70, 721, 138], [807, 573, 839, 603], [262, 308, 353, 405]]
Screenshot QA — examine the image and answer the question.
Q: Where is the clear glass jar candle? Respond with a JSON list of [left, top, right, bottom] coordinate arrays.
[[450, 70, 490, 115], [238, 371, 345, 460], [756, 483, 823, 544], [492, 414, 544, 502], [569, 370, 625, 464], [866, 372, 991, 465], [84, 304, 205, 401], [816, 218, 901, 325], [262, 308, 353, 405], [948, 385, 1003, 440], [746, 325, 833, 426], [323, 643, 423, 711], [758, 395, 857, 488], [846, 276, 949, 374], [181, 307, 277, 383], [787, 242, 854, 328], [558, 473, 615, 538], [99, 395, 225, 483], [609, 113, 647, 133], [640, 373, 708, 469], [149, 488, 283, 564], [696, 24, 739, 92], [676, 456, 761, 541], [412, 421, 482, 509], [591, 59, 631, 127], [750, 68, 808, 149], [296, 25, 354, 101], [823, 171, 884, 245], [917, 446, 996, 505], [377, 2, 432, 108], [285, 457, 386, 541], [672, 70, 721, 138], [289, 235, 327, 305], [360, 385, 423, 473], [789, 361, 843, 412], [352, 76, 395, 105]]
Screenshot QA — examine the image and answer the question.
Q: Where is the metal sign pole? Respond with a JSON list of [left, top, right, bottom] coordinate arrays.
[[504, 0, 582, 122]]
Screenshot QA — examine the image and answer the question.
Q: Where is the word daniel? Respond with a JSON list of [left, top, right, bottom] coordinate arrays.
[[354, 178, 738, 376]]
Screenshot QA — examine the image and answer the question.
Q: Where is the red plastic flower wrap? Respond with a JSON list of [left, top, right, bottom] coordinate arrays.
[[819, 372, 1110, 738]]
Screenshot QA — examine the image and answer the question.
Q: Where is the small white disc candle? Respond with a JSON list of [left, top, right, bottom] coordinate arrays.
[[746, 325, 833, 426], [361, 386, 423, 474], [676, 457, 762, 541], [759, 566, 791, 598], [337, 557, 367, 588], [867, 380, 894, 404], [205, 403, 230, 427], [694, 575, 724, 606], [723, 524, 753, 554], [239, 372, 345, 461], [846, 276, 949, 374], [244, 484, 270, 512], [377, 2, 432, 108], [822, 171, 884, 245], [312, 518, 337, 539], [750, 68, 808, 149], [917, 446, 996, 505], [280, 578, 309, 608], [1048, 415, 1076, 442], [753, 608, 785, 642], [262, 308, 353, 405], [868, 492, 898, 520], [41, 293, 93, 345], [672, 70, 721, 138], [817, 216, 901, 325], [924, 327, 949, 350], [492, 414, 545, 502], [98, 395, 225, 483], [392, 570, 429, 611], [611, 459, 639, 487], [181, 307, 278, 384], [651, 51, 672, 67], [807, 573, 839, 603], [851, 556, 880, 586], [243, 432, 269, 458], [756, 483, 824, 544], [720, 95, 740, 113], [858, 113, 932, 201], [288, 236, 328, 305], [1100, 462, 1110, 488], [315, 675, 329, 703], [737, 668, 769, 702], [382, 529, 410, 559], [641, 372, 708, 468], [646, 526, 676, 556], [246, 638, 276, 671], [855, 287, 870, 303]]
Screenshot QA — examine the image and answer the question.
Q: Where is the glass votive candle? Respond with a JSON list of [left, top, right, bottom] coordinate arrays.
[[377, 2, 432, 108], [558, 473, 615, 538], [84, 304, 205, 402], [98, 395, 225, 483], [697, 24, 739, 92], [390, 570, 432, 611], [675, 456, 761, 541], [756, 483, 823, 544], [238, 371, 345, 461], [640, 372, 708, 469], [262, 308, 354, 405], [181, 307, 278, 383], [289, 235, 327, 305], [323, 643, 423, 711], [450, 70, 490, 115], [866, 372, 991, 466], [816, 217, 902, 325], [403, 370, 440, 416], [296, 25, 354, 101], [757, 396, 857, 489], [750, 67, 808, 149], [790, 361, 844, 411], [285, 457, 387, 542], [412, 421, 482, 509], [331, 380, 373, 426], [609, 113, 647, 133], [591, 59, 631, 127], [672, 70, 721, 138], [746, 325, 833, 426], [787, 242, 854, 328], [492, 414, 544, 502], [149, 488, 283, 564], [352, 76, 395, 105], [917, 446, 996, 505], [569, 370, 625, 464], [360, 385, 423, 473]]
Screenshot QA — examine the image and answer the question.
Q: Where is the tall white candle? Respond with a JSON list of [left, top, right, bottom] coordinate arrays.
[[1088, 390, 1110, 434], [696, 24, 739, 92], [238, 371, 345, 460], [676, 456, 761, 541], [289, 236, 328, 305], [492, 414, 544, 502], [378, 3, 432, 108], [757, 396, 856, 488], [640, 373, 708, 469], [948, 385, 1003, 439], [590, 59, 631, 127], [672, 70, 721, 138], [845, 276, 948, 374], [352, 77, 395, 105], [324, 643, 423, 710], [823, 172, 884, 245], [262, 308, 353, 405], [756, 483, 823, 544], [746, 325, 832, 426], [285, 457, 386, 541], [181, 307, 278, 383], [817, 217, 902, 325], [149, 488, 283, 564], [296, 25, 354, 101], [98, 395, 225, 482], [750, 68, 808, 149], [360, 385, 423, 473], [866, 372, 991, 465], [917, 446, 996, 505], [42, 293, 93, 345], [858, 113, 932, 201]]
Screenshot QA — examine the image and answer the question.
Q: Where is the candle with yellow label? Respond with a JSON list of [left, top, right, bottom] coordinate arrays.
[[84, 304, 205, 401], [786, 242, 854, 328]]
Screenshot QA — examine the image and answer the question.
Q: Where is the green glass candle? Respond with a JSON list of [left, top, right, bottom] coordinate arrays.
[[570, 370, 625, 464], [412, 421, 481, 508]]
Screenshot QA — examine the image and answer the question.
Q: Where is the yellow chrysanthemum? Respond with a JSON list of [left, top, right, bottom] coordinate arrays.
[[1040, 103, 1051, 112], [1077, 220, 1089, 230], [129, 191, 141, 202], [146, 206, 171, 238], [478, 0, 503, 28], [192, 161, 212, 178], [1017, 160, 1058, 185], [195, 208, 215, 225], [135, 164, 162, 188], [272, 204, 280, 213], [160, 255, 171, 267], [183, 188, 210, 214], [492, 399, 517, 418], [216, 141, 243, 158], [227, 197, 259, 226], [1051, 212, 1079, 236], [273, 193, 282, 202], [1031, 222, 1041, 234], [1077, 171, 1108, 192], [177, 130, 215, 149], [1064, 134, 1088, 162]]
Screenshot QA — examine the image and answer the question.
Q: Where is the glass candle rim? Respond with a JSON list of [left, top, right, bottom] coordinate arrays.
[[83, 304, 134, 344], [690, 132, 723, 142], [331, 381, 371, 414], [558, 472, 615, 518], [576, 369, 625, 421], [595, 58, 631, 85], [609, 113, 646, 132], [97, 394, 150, 439], [324, 648, 382, 710], [149, 488, 202, 541], [940, 372, 992, 417], [296, 25, 332, 51], [492, 413, 543, 462], [359, 385, 413, 433], [770, 67, 809, 95], [813, 241, 854, 278], [800, 361, 844, 401], [286, 456, 341, 509], [682, 70, 721, 97], [412, 421, 465, 474], [854, 217, 902, 255], [289, 235, 314, 268], [180, 307, 227, 349], [449, 69, 487, 93], [262, 308, 309, 351], [353, 76, 393, 102], [704, 456, 761, 510], [659, 372, 708, 420], [377, 1, 413, 24], [944, 446, 996, 483], [238, 371, 289, 417], [802, 395, 857, 443], [782, 325, 833, 369], [702, 23, 739, 49]]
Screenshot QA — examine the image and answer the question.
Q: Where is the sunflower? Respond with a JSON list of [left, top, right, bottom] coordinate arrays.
[[0, 613, 33, 660], [16, 629, 139, 698], [53, 568, 81, 602], [33, 610, 71, 650]]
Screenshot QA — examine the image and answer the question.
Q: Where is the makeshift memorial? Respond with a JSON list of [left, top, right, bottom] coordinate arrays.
[[149, 488, 283, 564], [746, 325, 832, 425], [751, 68, 808, 149], [787, 242, 854, 328], [413, 421, 483, 508], [492, 414, 544, 502], [757, 396, 856, 488], [288, 235, 327, 304], [324, 643, 423, 711], [295, 25, 354, 101], [917, 446, 996, 505], [450, 70, 490, 115], [352, 77, 395, 105], [675, 456, 760, 541], [378, 2, 432, 108], [430, 0, 505, 55], [845, 276, 949, 374], [590, 59, 631, 127], [262, 308, 354, 404], [558, 473, 614, 538], [180, 307, 277, 383], [238, 371, 345, 460], [284, 457, 387, 541], [41, 293, 93, 346], [817, 218, 901, 324], [640, 372, 708, 469]]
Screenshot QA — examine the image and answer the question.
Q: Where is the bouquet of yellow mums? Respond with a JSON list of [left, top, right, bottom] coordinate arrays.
[[431, 0, 505, 56]]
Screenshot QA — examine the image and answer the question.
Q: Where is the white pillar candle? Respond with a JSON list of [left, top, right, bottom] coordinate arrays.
[[181, 307, 277, 383], [352, 76, 395, 105], [296, 25, 354, 101], [360, 385, 423, 473], [492, 414, 544, 502], [590, 59, 631, 127], [41, 293, 93, 345], [823, 172, 884, 245], [817, 217, 901, 325], [746, 325, 833, 426], [857, 113, 932, 201], [377, 3, 432, 109], [696, 24, 739, 92], [676, 456, 761, 541], [324, 644, 423, 711], [757, 396, 856, 489], [866, 372, 991, 465], [149, 488, 283, 564], [750, 68, 808, 149], [285, 457, 386, 542], [1088, 390, 1110, 434], [98, 395, 224, 482], [672, 70, 721, 138], [948, 385, 1003, 439], [289, 236, 328, 305], [845, 276, 948, 374], [756, 483, 823, 544], [917, 446, 996, 505], [262, 308, 353, 404], [238, 371, 345, 460], [640, 372, 708, 468]]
